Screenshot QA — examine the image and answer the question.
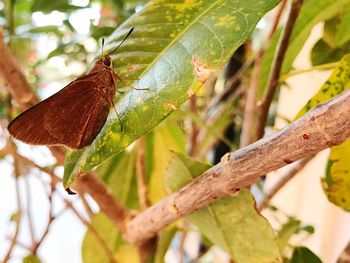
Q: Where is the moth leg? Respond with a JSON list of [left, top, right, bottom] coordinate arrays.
[[99, 85, 124, 132], [109, 98, 124, 132], [114, 108, 124, 132], [111, 70, 148, 92]]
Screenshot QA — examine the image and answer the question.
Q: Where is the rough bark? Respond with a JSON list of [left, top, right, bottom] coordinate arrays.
[[125, 89, 350, 244]]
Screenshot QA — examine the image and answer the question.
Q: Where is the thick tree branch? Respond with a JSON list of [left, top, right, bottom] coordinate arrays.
[[125, 89, 350, 244]]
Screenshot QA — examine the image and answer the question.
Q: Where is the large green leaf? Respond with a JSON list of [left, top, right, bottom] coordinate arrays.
[[296, 54, 350, 118], [259, 0, 350, 97], [63, 0, 281, 187], [94, 148, 139, 210], [311, 38, 350, 66], [310, 12, 350, 65], [334, 4, 350, 46], [322, 139, 350, 211], [164, 152, 282, 263], [295, 54, 350, 210], [148, 119, 185, 204], [82, 150, 141, 262]]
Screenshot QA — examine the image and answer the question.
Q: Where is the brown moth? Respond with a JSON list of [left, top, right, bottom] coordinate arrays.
[[8, 28, 134, 149]]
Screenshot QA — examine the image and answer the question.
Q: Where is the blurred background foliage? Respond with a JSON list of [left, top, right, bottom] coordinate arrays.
[[1, 0, 350, 262]]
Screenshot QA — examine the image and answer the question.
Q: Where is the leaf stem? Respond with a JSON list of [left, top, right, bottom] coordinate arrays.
[[2, 157, 22, 263], [240, 0, 287, 147], [257, 155, 314, 211], [279, 62, 339, 82], [136, 137, 151, 210], [64, 199, 117, 263], [256, 0, 304, 140]]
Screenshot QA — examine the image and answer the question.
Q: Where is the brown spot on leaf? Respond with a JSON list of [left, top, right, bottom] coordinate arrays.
[[166, 101, 177, 110], [187, 88, 194, 98], [192, 56, 220, 83], [127, 65, 138, 72]]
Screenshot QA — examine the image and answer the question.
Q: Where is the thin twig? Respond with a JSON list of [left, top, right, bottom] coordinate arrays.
[[32, 180, 56, 254], [65, 200, 117, 263], [257, 155, 315, 211], [178, 95, 201, 262], [136, 137, 151, 210], [5, 236, 30, 251], [80, 193, 95, 219], [24, 176, 36, 245], [14, 153, 61, 184], [279, 61, 339, 82], [197, 85, 245, 160], [124, 89, 350, 244], [240, 0, 287, 147], [240, 56, 260, 147], [74, 173, 130, 232], [204, 57, 252, 116], [256, 0, 304, 140], [3, 157, 22, 263], [189, 95, 199, 157]]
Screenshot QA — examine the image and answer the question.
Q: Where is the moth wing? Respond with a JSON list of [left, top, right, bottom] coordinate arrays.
[[8, 72, 113, 149]]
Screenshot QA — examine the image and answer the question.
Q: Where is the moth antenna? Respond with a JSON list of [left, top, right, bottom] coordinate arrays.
[[108, 27, 134, 56], [101, 38, 105, 57]]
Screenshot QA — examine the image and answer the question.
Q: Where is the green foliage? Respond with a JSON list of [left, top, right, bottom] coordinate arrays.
[[311, 38, 350, 66], [277, 218, 302, 252], [296, 54, 350, 118], [311, 10, 350, 65], [81, 121, 185, 261], [323, 139, 350, 210], [2, 0, 349, 262], [22, 255, 41, 263], [31, 0, 80, 13], [63, 0, 281, 187], [148, 121, 185, 204], [295, 54, 350, 211], [164, 152, 282, 263], [154, 227, 177, 263], [290, 247, 322, 263], [259, 0, 350, 97], [82, 213, 139, 263]]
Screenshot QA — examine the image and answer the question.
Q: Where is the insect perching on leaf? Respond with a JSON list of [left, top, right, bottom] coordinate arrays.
[[8, 28, 135, 149]]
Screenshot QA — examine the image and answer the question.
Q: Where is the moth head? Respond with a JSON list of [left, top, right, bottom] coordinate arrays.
[[102, 56, 113, 68]]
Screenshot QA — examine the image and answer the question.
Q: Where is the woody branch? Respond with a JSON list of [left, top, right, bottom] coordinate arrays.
[[124, 89, 350, 244]]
